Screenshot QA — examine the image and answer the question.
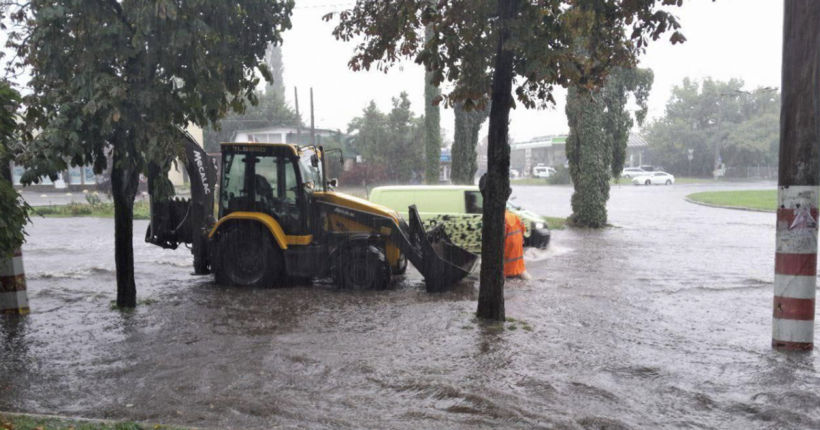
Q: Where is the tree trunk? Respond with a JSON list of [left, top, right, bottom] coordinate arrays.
[[452, 103, 488, 185], [424, 24, 442, 184], [566, 88, 609, 228], [476, 0, 519, 322], [112, 130, 140, 308], [451, 107, 470, 185]]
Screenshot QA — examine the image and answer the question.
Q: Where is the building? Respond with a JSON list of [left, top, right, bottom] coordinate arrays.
[[510, 135, 568, 176], [505, 132, 649, 177], [231, 125, 337, 146], [439, 147, 452, 183], [626, 133, 650, 167]]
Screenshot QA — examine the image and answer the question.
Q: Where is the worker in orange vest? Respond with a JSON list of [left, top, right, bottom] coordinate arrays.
[[478, 174, 530, 280], [504, 210, 529, 279]]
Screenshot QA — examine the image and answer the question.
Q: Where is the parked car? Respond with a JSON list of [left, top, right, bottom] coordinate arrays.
[[533, 165, 558, 178], [620, 167, 650, 179], [510, 168, 521, 179], [369, 185, 551, 253], [632, 171, 675, 185]]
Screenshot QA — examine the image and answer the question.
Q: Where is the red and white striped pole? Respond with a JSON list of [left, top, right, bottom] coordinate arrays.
[[0, 248, 29, 315], [772, 1, 820, 351], [773, 188, 817, 350]]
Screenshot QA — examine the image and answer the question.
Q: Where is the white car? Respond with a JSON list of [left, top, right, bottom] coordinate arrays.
[[632, 172, 675, 185], [533, 165, 557, 178], [620, 167, 650, 179]]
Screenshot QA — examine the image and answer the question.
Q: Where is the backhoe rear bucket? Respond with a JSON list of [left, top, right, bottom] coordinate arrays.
[[396, 205, 479, 292]]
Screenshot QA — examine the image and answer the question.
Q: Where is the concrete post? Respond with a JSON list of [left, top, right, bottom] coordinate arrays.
[[772, 1, 820, 351], [0, 248, 29, 315]]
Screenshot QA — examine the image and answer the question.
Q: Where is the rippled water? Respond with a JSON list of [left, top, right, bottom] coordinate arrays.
[[3, 181, 820, 429]]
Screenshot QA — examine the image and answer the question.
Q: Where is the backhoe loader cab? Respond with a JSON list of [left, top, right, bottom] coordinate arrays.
[[147, 135, 478, 292]]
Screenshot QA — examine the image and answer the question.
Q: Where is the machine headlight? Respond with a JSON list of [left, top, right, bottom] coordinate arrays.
[[534, 222, 545, 229]]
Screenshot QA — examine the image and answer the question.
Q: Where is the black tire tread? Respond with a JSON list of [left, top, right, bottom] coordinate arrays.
[[214, 223, 283, 288], [334, 244, 391, 290]]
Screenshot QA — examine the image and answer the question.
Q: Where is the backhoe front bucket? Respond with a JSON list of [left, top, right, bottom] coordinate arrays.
[[396, 205, 479, 292]]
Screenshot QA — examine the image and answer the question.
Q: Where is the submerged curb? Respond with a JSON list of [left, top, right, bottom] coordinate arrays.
[[684, 196, 775, 213]]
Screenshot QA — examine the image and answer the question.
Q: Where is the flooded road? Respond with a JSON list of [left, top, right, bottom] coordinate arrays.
[[3, 181, 819, 429]]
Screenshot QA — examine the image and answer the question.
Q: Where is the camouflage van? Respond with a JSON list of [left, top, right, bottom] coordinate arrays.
[[369, 185, 550, 254]]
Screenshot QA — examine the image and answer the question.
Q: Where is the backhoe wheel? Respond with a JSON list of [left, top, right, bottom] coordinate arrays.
[[394, 252, 408, 275], [215, 223, 283, 288], [335, 244, 391, 291]]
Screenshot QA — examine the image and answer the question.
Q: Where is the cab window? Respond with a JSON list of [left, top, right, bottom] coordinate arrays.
[[465, 191, 483, 214]]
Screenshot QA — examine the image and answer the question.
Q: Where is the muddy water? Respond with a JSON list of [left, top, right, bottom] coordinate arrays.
[[2, 182, 819, 429]]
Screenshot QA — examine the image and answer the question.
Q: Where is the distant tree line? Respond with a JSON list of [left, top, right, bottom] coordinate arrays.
[[345, 92, 425, 185], [645, 78, 780, 177]]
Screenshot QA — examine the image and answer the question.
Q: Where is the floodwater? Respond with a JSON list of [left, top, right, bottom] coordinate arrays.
[[3, 181, 820, 430]]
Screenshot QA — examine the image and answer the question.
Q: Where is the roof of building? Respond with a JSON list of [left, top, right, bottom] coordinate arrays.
[[627, 133, 649, 148], [510, 135, 568, 150], [507, 132, 648, 151], [229, 125, 338, 141]]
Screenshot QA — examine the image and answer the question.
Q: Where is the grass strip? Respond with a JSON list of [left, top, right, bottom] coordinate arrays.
[[31, 201, 151, 220], [686, 190, 776, 212]]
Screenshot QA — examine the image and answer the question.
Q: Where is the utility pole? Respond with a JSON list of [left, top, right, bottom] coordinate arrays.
[[714, 100, 723, 180], [310, 87, 316, 146], [772, 1, 820, 351], [294, 87, 302, 144]]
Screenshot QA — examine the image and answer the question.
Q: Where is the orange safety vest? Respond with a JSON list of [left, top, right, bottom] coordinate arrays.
[[503, 211, 526, 277]]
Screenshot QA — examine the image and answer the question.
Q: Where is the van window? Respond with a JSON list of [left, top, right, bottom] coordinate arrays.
[[465, 191, 483, 214]]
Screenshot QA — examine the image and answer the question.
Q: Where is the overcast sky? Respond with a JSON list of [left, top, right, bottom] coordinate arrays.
[[282, 0, 783, 143]]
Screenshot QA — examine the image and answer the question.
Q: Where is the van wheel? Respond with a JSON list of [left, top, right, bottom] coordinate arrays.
[[215, 224, 283, 287], [335, 244, 391, 290]]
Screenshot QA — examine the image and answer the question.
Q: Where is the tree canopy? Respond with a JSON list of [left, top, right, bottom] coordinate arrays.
[[645, 78, 780, 176], [347, 92, 424, 184], [10, 0, 294, 181], [327, 0, 683, 109], [0, 81, 30, 258]]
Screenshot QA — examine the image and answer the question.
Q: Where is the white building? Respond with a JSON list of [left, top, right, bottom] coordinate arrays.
[[232, 125, 336, 145]]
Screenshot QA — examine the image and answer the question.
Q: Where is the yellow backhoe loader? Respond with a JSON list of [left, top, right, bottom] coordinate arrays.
[[145, 135, 478, 292]]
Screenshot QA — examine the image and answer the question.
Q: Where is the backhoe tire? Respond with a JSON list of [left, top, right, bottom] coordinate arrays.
[[335, 244, 391, 291], [215, 223, 283, 288], [394, 252, 408, 275]]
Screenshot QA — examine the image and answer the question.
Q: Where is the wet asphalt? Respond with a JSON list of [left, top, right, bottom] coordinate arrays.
[[3, 180, 819, 430]]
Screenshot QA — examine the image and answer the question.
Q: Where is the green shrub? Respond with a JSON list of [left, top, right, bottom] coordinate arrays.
[[32, 206, 60, 215], [66, 202, 92, 216]]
